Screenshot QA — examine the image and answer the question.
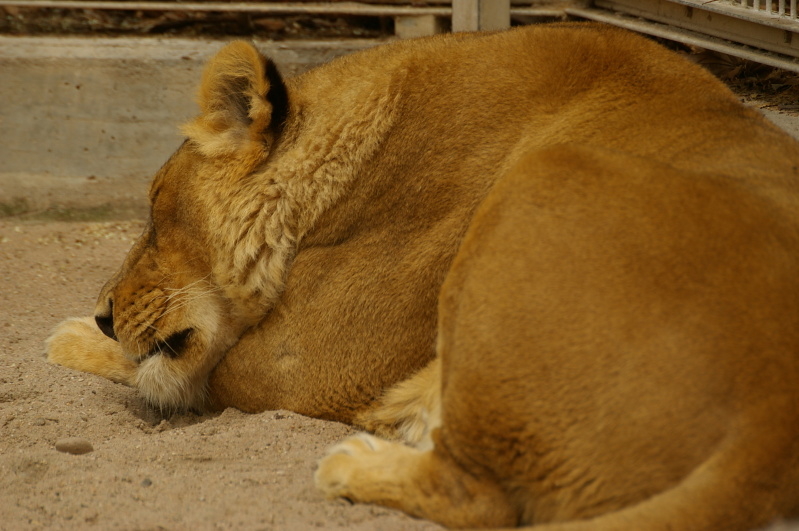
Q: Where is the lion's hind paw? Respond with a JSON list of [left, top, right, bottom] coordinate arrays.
[[315, 433, 420, 502]]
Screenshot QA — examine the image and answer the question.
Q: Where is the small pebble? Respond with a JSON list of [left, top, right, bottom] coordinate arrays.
[[141, 478, 152, 487], [55, 437, 93, 455]]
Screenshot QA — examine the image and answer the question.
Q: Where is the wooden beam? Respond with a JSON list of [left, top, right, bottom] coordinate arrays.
[[452, 0, 511, 32], [0, 1, 452, 17], [394, 14, 446, 39]]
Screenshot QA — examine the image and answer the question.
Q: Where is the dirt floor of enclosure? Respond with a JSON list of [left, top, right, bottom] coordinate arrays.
[[1, 20, 798, 527], [0, 220, 442, 530]]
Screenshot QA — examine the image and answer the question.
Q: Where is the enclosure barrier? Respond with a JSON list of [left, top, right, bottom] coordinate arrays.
[[1, 1, 798, 70], [570, 0, 799, 72], [0, 1, 562, 38]]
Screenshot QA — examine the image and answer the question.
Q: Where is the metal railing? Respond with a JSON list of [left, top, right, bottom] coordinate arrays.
[[733, 0, 797, 19], [570, 0, 799, 72], [678, 0, 798, 25]]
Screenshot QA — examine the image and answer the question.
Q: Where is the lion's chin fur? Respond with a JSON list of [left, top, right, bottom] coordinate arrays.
[[135, 355, 209, 414]]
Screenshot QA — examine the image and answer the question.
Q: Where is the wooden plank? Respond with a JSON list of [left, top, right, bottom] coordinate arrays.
[[0, 1, 453, 16], [452, 0, 510, 32], [0, 0, 564, 21], [394, 14, 445, 39]]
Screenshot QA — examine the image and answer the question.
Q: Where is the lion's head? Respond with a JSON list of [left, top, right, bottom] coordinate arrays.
[[92, 41, 398, 411]]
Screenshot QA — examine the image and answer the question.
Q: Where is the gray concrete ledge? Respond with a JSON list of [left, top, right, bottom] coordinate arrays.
[[0, 35, 380, 218], [762, 107, 799, 141], [1, 34, 797, 220]]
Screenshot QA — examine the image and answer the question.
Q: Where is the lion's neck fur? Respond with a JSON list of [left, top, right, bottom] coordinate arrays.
[[200, 62, 405, 321]]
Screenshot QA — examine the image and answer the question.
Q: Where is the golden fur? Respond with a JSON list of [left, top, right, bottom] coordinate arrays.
[[47, 23, 799, 529]]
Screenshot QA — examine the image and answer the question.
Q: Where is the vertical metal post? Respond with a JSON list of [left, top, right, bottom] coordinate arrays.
[[452, 0, 511, 32]]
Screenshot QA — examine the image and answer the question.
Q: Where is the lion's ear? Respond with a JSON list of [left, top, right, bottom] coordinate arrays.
[[182, 41, 288, 157]]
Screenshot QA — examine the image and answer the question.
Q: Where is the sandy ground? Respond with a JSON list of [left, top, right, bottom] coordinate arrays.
[[0, 220, 442, 530]]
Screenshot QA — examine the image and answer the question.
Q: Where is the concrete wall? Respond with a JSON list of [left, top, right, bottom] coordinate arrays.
[[0, 36, 377, 218], [2, 34, 797, 219]]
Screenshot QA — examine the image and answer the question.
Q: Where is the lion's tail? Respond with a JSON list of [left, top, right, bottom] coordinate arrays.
[[495, 428, 799, 531]]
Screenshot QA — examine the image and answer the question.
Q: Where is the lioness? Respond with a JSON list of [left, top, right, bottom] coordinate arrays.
[[47, 23, 799, 529]]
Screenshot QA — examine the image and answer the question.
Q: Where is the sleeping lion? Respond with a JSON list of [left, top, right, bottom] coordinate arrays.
[[47, 23, 799, 529]]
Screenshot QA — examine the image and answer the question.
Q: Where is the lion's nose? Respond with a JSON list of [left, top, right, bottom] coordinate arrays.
[[95, 300, 117, 341]]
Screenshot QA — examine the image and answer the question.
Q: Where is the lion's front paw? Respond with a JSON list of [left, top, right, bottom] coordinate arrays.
[[45, 317, 136, 385]]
